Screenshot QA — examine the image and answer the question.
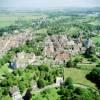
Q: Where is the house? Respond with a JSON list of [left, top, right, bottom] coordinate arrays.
[[10, 52, 36, 68], [56, 77, 64, 86], [44, 37, 54, 57], [10, 86, 23, 100], [44, 35, 85, 64], [96, 42, 100, 47], [96, 52, 100, 58], [13, 30, 19, 34], [30, 81, 38, 91], [91, 32, 97, 36], [67, 40, 75, 46], [83, 38, 93, 48], [54, 51, 70, 64], [9, 61, 17, 69]]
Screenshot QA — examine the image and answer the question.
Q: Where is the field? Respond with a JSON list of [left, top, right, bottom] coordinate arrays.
[[92, 36, 100, 43], [0, 16, 18, 28], [64, 68, 96, 88], [0, 64, 12, 81], [0, 15, 46, 28], [89, 20, 100, 25], [31, 88, 60, 100]]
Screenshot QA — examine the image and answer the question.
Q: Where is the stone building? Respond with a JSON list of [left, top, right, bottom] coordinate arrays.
[[44, 36, 54, 57], [44, 35, 85, 64], [10, 86, 23, 100], [54, 51, 70, 64], [30, 81, 38, 91], [56, 77, 64, 86], [83, 38, 93, 48], [10, 52, 36, 68]]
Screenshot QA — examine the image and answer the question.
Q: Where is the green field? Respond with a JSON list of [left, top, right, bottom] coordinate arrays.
[[92, 36, 100, 43], [89, 20, 100, 25], [0, 64, 12, 81], [31, 88, 60, 100], [0, 15, 45, 28], [64, 68, 96, 88], [0, 16, 18, 28]]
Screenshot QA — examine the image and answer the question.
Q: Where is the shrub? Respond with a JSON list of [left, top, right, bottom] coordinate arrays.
[[37, 79, 45, 88], [86, 67, 100, 88], [38, 64, 49, 72], [66, 60, 77, 68], [64, 77, 73, 87]]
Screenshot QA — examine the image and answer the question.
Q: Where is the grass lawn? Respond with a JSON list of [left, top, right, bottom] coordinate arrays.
[[0, 16, 18, 28], [89, 20, 100, 25], [66, 27, 81, 36], [64, 68, 96, 89], [92, 36, 100, 43], [31, 88, 60, 100], [77, 63, 96, 70], [0, 21, 14, 28], [0, 64, 12, 81], [0, 15, 46, 28]]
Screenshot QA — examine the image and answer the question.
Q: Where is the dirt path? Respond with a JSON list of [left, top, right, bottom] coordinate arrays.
[[31, 83, 99, 95], [32, 84, 58, 94]]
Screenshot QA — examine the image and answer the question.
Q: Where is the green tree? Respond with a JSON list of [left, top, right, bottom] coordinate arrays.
[[85, 46, 95, 57], [37, 79, 45, 88], [96, 63, 100, 67], [18, 82, 26, 93], [38, 64, 49, 72], [66, 60, 77, 68], [64, 77, 73, 89], [86, 67, 100, 88]]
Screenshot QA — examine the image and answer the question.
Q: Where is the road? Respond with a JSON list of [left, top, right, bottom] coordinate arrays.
[[31, 83, 99, 95], [32, 84, 58, 94]]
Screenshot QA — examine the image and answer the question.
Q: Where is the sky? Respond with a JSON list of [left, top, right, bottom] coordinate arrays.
[[0, 0, 100, 9]]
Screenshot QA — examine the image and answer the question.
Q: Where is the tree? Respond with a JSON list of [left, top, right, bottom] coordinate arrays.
[[38, 64, 49, 72], [18, 82, 26, 93], [37, 79, 45, 88], [90, 55, 98, 62], [66, 60, 73, 68], [86, 67, 100, 88], [27, 64, 33, 70], [2, 87, 9, 95], [74, 87, 84, 95], [23, 88, 32, 100], [96, 63, 100, 67], [58, 85, 100, 100], [64, 77, 73, 89], [0, 80, 8, 87], [74, 57, 83, 63], [85, 46, 95, 57], [66, 60, 77, 68]]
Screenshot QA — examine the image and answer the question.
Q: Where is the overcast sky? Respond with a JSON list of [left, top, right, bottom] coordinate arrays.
[[0, 0, 100, 9]]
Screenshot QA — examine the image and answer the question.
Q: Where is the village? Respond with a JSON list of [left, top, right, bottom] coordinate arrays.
[[0, 28, 33, 58], [0, 31, 99, 100], [0, 7, 100, 100], [4, 32, 96, 69]]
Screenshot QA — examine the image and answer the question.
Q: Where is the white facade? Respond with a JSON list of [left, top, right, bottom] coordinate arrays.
[[56, 77, 64, 86]]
